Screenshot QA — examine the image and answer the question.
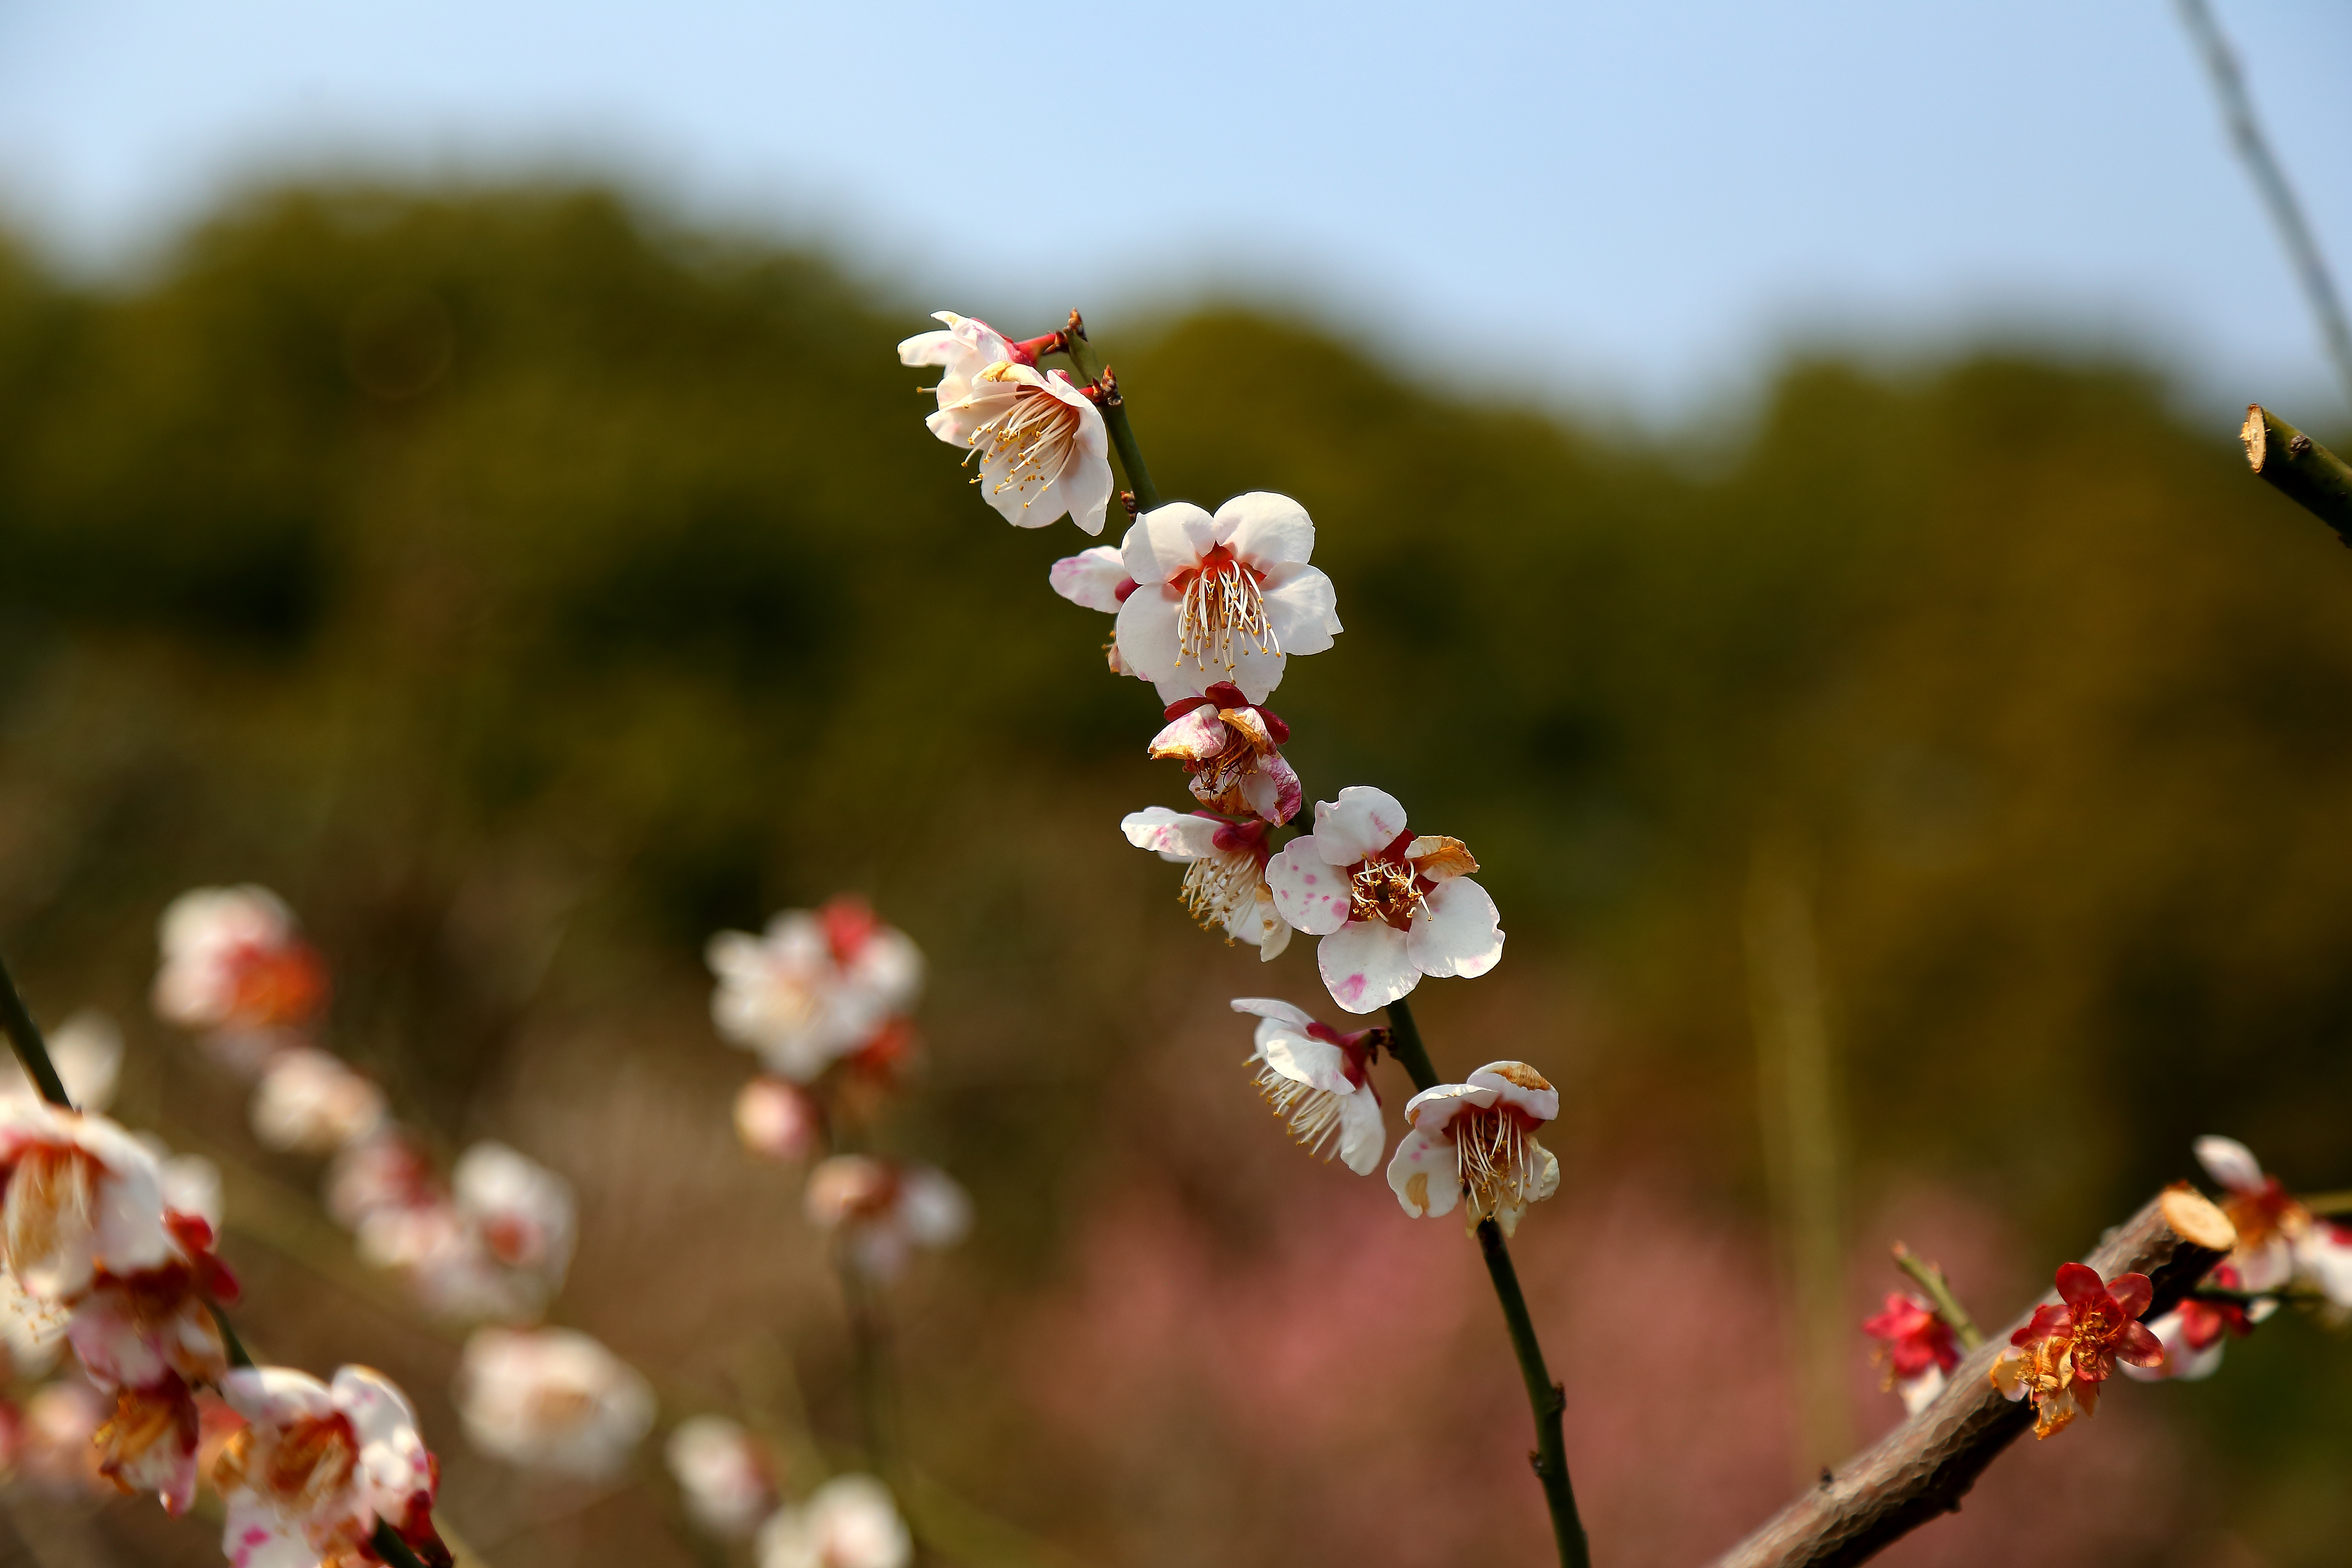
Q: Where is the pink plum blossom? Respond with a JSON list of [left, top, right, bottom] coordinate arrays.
[[454, 1326, 655, 1480], [756, 1474, 912, 1568], [1264, 786, 1503, 1013], [214, 1364, 447, 1568], [1229, 999, 1386, 1175], [1120, 807, 1290, 960], [900, 312, 1112, 535], [804, 1156, 970, 1280], [1385, 1062, 1560, 1236], [707, 897, 925, 1083], [1149, 683, 1303, 825], [1112, 494, 1341, 703]]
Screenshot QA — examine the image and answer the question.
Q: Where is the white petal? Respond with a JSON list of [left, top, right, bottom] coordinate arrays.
[[1223, 643, 1289, 705], [1231, 997, 1320, 1032], [1401, 1080, 1499, 1134], [1337, 1086, 1387, 1176], [1121, 502, 1216, 585], [1113, 585, 1184, 693], [1316, 787, 1410, 866], [1265, 842, 1351, 936], [1897, 1364, 1947, 1414], [1317, 919, 1420, 1014], [1408, 877, 1504, 980], [1260, 1032, 1354, 1096], [1385, 1127, 1457, 1218], [1214, 491, 1315, 567], [1466, 1061, 1559, 1123], [1048, 546, 1132, 613], [1148, 704, 1229, 763], [2193, 1136, 2265, 1194], [2294, 1228, 2352, 1308], [1255, 913, 1291, 961], [1061, 394, 1115, 536], [1259, 561, 1339, 656], [1121, 807, 1219, 861]]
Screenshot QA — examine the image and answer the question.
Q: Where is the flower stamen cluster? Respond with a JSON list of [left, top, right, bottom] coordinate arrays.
[[1990, 1262, 2165, 1438]]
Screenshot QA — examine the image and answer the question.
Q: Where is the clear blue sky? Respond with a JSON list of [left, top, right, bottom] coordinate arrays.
[[0, 0, 2345, 421]]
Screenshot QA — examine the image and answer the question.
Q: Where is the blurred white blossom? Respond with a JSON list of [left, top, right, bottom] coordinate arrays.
[[150, 885, 328, 1058], [736, 1077, 822, 1163], [757, 1475, 911, 1568], [249, 1047, 387, 1155], [667, 1414, 772, 1537], [3, 1010, 122, 1112], [707, 898, 922, 1083], [804, 1156, 969, 1280], [455, 1326, 655, 1479]]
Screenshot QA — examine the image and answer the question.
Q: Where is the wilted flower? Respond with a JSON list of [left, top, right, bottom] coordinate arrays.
[[1149, 682, 1303, 825], [804, 1156, 970, 1280], [0, 1101, 174, 1299], [1112, 493, 1341, 703], [707, 897, 924, 1083], [1120, 807, 1290, 959], [249, 1048, 388, 1155], [214, 1364, 447, 1568], [1991, 1262, 2166, 1439], [1228, 999, 1385, 1175], [1860, 1292, 1960, 1415], [1385, 1062, 1560, 1235], [901, 312, 1112, 535], [72, 1216, 238, 1516], [1265, 786, 1504, 1013], [151, 885, 328, 1049], [667, 1414, 772, 1537], [4, 1010, 123, 1111], [736, 1077, 823, 1163], [2194, 1135, 2352, 1306], [454, 1327, 655, 1479], [2122, 1264, 2259, 1383], [757, 1474, 912, 1568]]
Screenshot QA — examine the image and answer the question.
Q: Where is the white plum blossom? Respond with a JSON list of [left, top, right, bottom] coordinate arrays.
[[1386, 1061, 1561, 1236], [1229, 999, 1386, 1175], [1120, 807, 1290, 960], [453, 1141, 576, 1298], [0, 1100, 175, 1300], [804, 1156, 970, 1281], [455, 1326, 656, 1480], [735, 1076, 823, 1162], [150, 885, 328, 1054], [1048, 544, 1135, 614], [18, 1381, 108, 1494], [0, 1272, 68, 1378], [1148, 682, 1303, 825], [667, 1414, 772, 1537], [215, 1364, 444, 1568], [1112, 493, 1341, 703], [4, 1010, 123, 1111], [707, 898, 924, 1083], [900, 312, 1112, 535], [2195, 1135, 2352, 1306], [248, 1047, 388, 1155], [1265, 786, 1504, 1014], [159, 1153, 224, 1233], [757, 1474, 912, 1568]]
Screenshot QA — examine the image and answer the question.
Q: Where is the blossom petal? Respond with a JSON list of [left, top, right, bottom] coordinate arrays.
[[2106, 1271, 2153, 1318], [2116, 1320, 2167, 1367], [1265, 842, 1352, 935], [2192, 1135, 2265, 1194], [2054, 1262, 2109, 1312], [1048, 546, 1133, 613], [1231, 997, 1320, 1032], [1407, 877, 1505, 980], [1337, 1087, 1387, 1177], [1403, 1081, 1500, 1135], [1406, 835, 1479, 882], [1239, 751, 1304, 825], [1148, 705, 1230, 764], [1254, 912, 1292, 961], [1259, 560, 1339, 656], [1215, 492, 1316, 568], [1260, 1032, 1354, 1096], [1121, 807, 1220, 862], [1113, 585, 1184, 694], [1466, 1061, 1559, 1123], [1121, 502, 1216, 586], [2294, 1228, 2352, 1308], [1315, 787, 1411, 866], [1222, 644, 1289, 705], [1385, 1127, 1458, 1218], [1319, 920, 1420, 1013]]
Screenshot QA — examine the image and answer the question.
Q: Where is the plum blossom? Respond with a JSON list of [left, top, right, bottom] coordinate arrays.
[[1991, 1262, 2166, 1439], [248, 1047, 388, 1155], [2122, 1264, 2260, 1383], [736, 1077, 823, 1163], [159, 1153, 224, 1234], [1265, 787, 1503, 1013], [708, 898, 925, 1083], [454, 1326, 655, 1479], [213, 1364, 447, 1568], [151, 886, 328, 1058], [0, 1273, 68, 1378], [900, 312, 1112, 535], [1120, 808, 1290, 959], [17, 1381, 108, 1494], [1860, 1292, 1960, 1415], [757, 1474, 912, 1568], [1112, 493, 1340, 703], [453, 1142, 576, 1300], [2194, 1135, 2352, 1306], [0, 1100, 175, 1299], [1228, 999, 1385, 1175], [70, 1213, 238, 1516], [1385, 1062, 1560, 1236], [4, 1010, 122, 1111], [1149, 683, 1302, 825], [667, 1414, 772, 1537], [804, 1156, 970, 1280]]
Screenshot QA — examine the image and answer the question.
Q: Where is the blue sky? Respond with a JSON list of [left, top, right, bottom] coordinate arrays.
[[0, 0, 2345, 420]]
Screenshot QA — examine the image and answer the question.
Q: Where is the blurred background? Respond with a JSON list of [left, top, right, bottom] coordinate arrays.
[[0, 2, 2348, 1565]]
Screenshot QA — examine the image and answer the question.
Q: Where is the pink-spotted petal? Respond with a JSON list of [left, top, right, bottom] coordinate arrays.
[[1315, 787, 1411, 866], [1238, 752, 1304, 825], [1148, 705, 1230, 764], [1317, 919, 1420, 1014], [1407, 877, 1504, 980], [1265, 842, 1352, 936], [1386, 1127, 1458, 1219], [1121, 806, 1222, 862]]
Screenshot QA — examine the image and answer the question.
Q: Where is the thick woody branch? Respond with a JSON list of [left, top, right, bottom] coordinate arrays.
[[1709, 1189, 2234, 1568], [2242, 405, 2352, 542]]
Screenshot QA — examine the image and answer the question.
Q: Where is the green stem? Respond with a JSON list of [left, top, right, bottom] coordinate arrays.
[[1890, 1244, 1984, 1352], [2242, 405, 2352, 541], [2300, 1188, 2352, 1216], [0, 949, 74, 1109], [371, 1521, 433, 1568], [1054, 314, 1160, 512], [1476, 1220, 1592, 1568], [208, 1300, 256, 1369], [1389, 998, 1589, 1568]]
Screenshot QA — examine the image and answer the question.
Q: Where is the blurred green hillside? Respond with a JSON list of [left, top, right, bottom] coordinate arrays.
[[0, 186, 2348, 1563]]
